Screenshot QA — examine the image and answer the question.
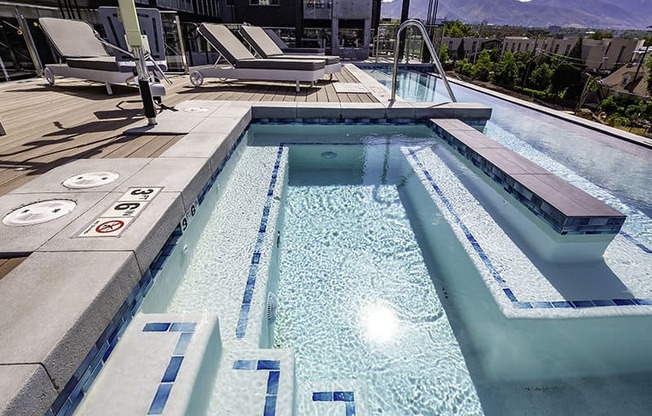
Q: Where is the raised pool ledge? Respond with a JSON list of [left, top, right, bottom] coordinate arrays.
[[431, 118, 626, 260]]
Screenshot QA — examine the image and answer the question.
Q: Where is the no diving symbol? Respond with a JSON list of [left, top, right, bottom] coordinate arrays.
[[95, 219, 125, 234]]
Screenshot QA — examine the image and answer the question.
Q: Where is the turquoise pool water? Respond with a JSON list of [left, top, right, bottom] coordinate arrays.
[[367, 69, 652, 245], [128, 123, 652, 416]]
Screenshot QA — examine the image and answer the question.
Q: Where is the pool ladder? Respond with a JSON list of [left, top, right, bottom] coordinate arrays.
[[390, 19, 458, 103]]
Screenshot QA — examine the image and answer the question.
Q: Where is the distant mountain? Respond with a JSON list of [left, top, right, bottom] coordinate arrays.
[[381, 0, 652, 29]]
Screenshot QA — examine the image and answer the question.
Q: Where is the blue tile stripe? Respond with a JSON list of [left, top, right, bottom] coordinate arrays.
[[233, 359, 281, 416], [144, 322, 196, 415], [236, 144, 285, 339], [620, 230, 652, 254], [48, 128, 252, 416], [312, 391, 356, 416], [407, 148, 652, 310]]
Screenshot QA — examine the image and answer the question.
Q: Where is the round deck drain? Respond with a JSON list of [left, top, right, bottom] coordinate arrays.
[[63, 171, 119, 189], [3, 200, 76, 226], [183, 107, 210, 113]]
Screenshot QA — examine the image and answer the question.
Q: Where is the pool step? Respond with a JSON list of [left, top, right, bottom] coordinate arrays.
[[75, 313, 221, 416], [296, 380, 368, 416], [211, 348, 295, 416]]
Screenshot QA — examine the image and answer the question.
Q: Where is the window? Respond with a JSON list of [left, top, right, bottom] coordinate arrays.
[[554, 44, 560, 54], [616, 45, 626, 63], [303, 0, 331, 18], [250, 0, 280, 5]]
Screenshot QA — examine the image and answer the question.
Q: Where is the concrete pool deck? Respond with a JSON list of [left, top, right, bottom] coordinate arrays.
[[0, 63, 650, 415]]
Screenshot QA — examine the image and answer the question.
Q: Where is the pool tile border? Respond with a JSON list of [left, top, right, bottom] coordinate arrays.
[[407, 148, 652, 310], [312, 391, 356, 416], [235, 145, 285, 339], [232, 359, 281, 416], [142, 322, 196, 415]]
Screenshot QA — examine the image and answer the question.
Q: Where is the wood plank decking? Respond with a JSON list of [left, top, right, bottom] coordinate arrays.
[[0, 67, 375, 197]]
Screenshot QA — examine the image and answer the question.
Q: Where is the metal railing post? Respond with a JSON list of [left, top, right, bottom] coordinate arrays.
[[390, 19, 456, 103], [15, 11, 43, 77]]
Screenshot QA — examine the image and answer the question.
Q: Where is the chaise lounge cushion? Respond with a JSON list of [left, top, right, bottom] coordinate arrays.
[[66, 56, 121, 72], [39, 17, 111, 59], [241, 26, 339, 65], [234, 58, 324, 71]]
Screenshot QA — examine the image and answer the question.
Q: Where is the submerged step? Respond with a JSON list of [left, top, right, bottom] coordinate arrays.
[[431, 119, 626, 262], [75, 313, 221, 416], [212, 348, 295, 416]]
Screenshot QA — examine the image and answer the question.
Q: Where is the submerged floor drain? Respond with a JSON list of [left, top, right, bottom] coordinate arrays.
[[63, 172, 119, 189], [3, 200, 76, 226]]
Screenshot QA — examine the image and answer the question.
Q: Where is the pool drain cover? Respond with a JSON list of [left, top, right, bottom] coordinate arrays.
[[3, 200, 76, 226], [63, 172, 119, 189]]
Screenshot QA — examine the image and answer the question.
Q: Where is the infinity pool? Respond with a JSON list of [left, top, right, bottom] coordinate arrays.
[[368, 69, 652, 245]]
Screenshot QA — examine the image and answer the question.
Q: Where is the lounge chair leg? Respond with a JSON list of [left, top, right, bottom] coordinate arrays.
[[105, 82, 113, 95], [329, 74, 333, 81], [0, 117, 6, 136], [296, 80, 300, 92]]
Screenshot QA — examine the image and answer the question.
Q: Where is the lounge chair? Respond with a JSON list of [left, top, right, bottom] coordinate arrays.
[[39, 16, 167, 95], [98, 6, 168, 73], [240, 25, 340, 76], [189, 23, 325, 92], [263, 28, 325, 55]]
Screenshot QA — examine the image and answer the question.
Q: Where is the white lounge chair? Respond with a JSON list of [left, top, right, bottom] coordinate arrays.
[[240, 25, 340, 77], [189, 23, 325, 92], [39, 16, 167, 96], [263, 28, 325, 55]]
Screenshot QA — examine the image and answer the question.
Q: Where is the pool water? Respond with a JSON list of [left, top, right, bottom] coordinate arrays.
[[274, 143, 484, 415], [368, 69, 652, 245], [132, 123, 652, 416]]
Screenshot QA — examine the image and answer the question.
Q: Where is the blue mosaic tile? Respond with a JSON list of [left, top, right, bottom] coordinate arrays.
[[551, 301, 574, 308], [613, 298, 636, 306], [502, 288, 518, 303], [266, 371, 280, 395], [530, 301, 553, 308], [635, 299, 652, 306], [257, 360, 280, 370], [312, 392, 333, 401], [334, 391, 355, 402], [169, 322, 196, 333], [147, 383, 173, 415], [174, 332, 193, 356], [592, 299, 616, 307], [571, 300, 595, 308], [346, 401, 357, 416], [264, 395, 277, 416], [252, 252, 261, 264], [161, 356, 184, 383], [233, 360, 257, 370], [143, 322, 170, 332], [514, 302, 533, 309]]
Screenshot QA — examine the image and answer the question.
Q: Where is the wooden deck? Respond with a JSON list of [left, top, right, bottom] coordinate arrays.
[[0, 67, 374, 197]]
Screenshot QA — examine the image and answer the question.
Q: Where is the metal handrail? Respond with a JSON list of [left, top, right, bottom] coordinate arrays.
[[390, 19, 457, 103]]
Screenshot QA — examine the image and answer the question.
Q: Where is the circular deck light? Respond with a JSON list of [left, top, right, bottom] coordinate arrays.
[[63, 171, 119, 189], [321, 151, 338, 159]]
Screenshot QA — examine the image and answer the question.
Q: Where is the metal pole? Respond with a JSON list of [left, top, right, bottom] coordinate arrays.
[[391, 19, 456, 102], [118, 0, 157, 125], [15, 11, 43, 77], [174, 14, 189, 74]]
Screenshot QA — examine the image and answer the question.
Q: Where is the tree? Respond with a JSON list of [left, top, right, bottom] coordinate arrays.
[[455, 58, 473, 76], [438, 44, 450, 63], [444, 20, 477, 38], [589, 30, 614, 40], [471, 50, 493, 81], [550, 63, 584, 99], [492, 51, 519, 87], [529, 62, 553, 90]]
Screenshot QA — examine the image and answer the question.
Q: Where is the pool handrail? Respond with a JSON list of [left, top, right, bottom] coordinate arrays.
[[391, 19, 457, 103]]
